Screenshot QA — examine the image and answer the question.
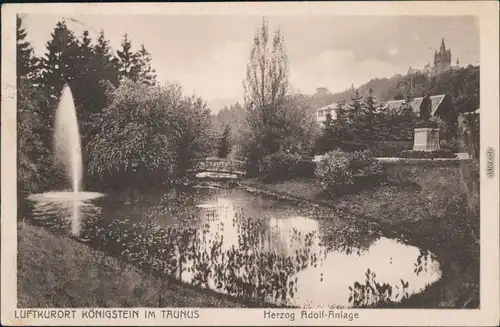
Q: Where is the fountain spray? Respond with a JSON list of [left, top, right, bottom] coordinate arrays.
[[53, 84, 83, 235]]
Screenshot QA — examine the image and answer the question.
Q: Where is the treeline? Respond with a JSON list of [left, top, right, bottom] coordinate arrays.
[[314, 89, 419, 156], [308, 65, 479, 115], [212, 19, 421, 177], [213, 35, 480, 173], [17, 17, 215, 193]]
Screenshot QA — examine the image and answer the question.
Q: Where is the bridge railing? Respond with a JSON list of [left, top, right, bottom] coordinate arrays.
[[188, 158, 247, 174]]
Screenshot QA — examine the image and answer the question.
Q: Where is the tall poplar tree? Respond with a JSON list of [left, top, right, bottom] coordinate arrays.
[[242, 18, 290, 171]]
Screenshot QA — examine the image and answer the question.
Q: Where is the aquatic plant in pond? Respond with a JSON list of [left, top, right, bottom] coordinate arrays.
[[24, 188, 442, 308]]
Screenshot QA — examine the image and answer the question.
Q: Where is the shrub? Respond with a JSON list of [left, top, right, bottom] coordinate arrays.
[[398, 149, 457, 159], [348, 150, 384, 177], [315, 149, 385, 193], [371, 141, 413, 157], [262, 151, 301, 181], [338, 141, 369, 153], [314, 149, 354, 191]]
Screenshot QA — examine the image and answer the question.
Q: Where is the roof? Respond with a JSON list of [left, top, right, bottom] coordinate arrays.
[[384, 94, 448, 116], [316, 102, 338, 112], [315, 102, 339, 120]]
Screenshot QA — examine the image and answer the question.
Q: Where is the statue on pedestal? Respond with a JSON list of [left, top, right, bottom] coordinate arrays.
[[413, 93, 440, 151], [419, 93, 432, 122]]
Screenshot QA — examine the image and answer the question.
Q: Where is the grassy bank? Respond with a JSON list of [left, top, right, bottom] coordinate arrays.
[[239, 162, 479, 308], [17, 222, 246, 308]]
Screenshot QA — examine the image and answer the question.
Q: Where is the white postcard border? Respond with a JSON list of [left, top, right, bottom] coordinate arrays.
[[2, 1, 499, 326]]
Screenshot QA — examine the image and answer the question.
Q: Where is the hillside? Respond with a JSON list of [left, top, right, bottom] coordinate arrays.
[[310, 65, 479, 114], [212, 65, 480, 143]]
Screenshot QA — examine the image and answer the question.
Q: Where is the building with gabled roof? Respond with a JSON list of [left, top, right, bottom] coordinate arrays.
[[315, 102, 338, 125], [383, 94, 454, 121]]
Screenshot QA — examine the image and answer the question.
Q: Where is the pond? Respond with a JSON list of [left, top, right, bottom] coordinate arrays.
[[24, 184, 442, 308]]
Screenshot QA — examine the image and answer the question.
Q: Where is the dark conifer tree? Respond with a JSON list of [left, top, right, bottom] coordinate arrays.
[[136, 44, 157, 85], [17, 16, 39, 82], [116, 34, 140, 82], [39, 20, 80, 145], [218, 124, 232, 158], [360, 88, 381, 141]]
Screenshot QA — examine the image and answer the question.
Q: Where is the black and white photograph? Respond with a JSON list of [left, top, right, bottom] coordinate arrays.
[[1, 2, 499, 326]]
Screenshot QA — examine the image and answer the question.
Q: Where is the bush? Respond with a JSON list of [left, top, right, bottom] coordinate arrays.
[[371, 141, 413, 157], [338, 141, 369, 153], [262, 151, 301, 181], [398, 149, 457, 159], [314, 149, 354, 191], [348, 150, 384, 176], [315, 149, 385, 193]]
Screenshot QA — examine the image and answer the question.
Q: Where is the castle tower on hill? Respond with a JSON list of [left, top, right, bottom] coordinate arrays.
[[434, 38, 452, 75]]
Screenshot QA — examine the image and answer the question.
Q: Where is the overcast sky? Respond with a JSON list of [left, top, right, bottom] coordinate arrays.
[[20, 14, 479, 110]]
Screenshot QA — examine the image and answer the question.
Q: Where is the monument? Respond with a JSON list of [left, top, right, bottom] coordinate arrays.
[[413, 93, 440, 152]]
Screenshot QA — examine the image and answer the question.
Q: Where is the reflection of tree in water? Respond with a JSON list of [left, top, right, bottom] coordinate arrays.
[[346, 247, 437, 308], [413, 248, 436, 276], [348, 268, 410, 308], [23, 191, 435, 308], [320, 219, 380, 256]]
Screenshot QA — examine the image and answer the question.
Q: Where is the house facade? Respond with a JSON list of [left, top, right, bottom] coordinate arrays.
[[315, 102, 338, 125]]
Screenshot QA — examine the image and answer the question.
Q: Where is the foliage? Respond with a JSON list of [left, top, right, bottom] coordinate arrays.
[[347, 150, 384, 176], [16, 17, 200, 191], [314, 150, 354, 191], [310, 66, 478, 157], [315, 149, 383, 192], [313, 89, 419, 156], [240, 18, 315, 173], [371, 141, 413, 157], [17, 16, 40, 82], [116, 34, 141, 82], [459, 113, 480, 159], [214, 103, 245, 143], [261, 151, 301, 181], [430, 116, 456, 141], [135, 44, 157, 86], [217, 124, 232, 158], [86, 80, 216, 186], [309, 66, 479, 115], [398, 149, 457, 159], [392, 90, 419, 141], [243, 18, 288, 111], [17, 80, 52, 193]]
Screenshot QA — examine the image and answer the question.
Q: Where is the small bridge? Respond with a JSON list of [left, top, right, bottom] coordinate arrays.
[[187, 158, 246, 179]]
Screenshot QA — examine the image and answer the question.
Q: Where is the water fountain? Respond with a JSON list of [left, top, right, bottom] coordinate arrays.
[[27, 84, 104, 236]]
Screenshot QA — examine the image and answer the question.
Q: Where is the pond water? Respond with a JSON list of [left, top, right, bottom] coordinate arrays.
[[24, 185, 442, 308]]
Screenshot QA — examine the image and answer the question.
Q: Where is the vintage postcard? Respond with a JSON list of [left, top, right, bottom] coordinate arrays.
[[1, 1, 499, 326]]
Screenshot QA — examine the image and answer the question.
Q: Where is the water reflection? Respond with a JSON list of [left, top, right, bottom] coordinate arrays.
[[28, 191, 104, 235], [24, 187, 442, 308]]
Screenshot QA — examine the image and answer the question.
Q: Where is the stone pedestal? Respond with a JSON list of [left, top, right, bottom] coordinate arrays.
[[413, 121, 440, 152]]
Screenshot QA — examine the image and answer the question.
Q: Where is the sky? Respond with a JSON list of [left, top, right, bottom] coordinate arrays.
[[20, 14, 479, 112]]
